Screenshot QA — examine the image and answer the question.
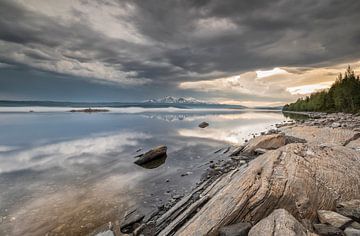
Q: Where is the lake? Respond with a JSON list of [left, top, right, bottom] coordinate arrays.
[[0, 108, 290, 235]]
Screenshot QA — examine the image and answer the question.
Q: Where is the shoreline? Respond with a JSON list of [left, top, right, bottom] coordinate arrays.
[[102, 112, 360, 236]]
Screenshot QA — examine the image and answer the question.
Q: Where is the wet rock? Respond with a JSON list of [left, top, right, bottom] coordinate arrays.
[[134, 145, 167, 165], [313, 224, 345, 236], [344, 227, 360, 236], [218, 222, 252, 236], [229, 145, 245, 156], [336, 199, 360, 221], [172, 195, 183, 200], [214, 148, 224, 154], [267, 129, 279, 134], [318, 210, 353, 229], [249, 209, 308, 236], [181, 172, 192, 177], [198, 122, 209, 128], [120, 209, 145, 234]]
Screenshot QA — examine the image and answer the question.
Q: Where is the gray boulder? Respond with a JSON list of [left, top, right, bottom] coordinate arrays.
[[218, 222, 252, 236], [313, 223, 345, 236], [344, 227, 360, 236], [134, 145, 167, 165], [336, 199, 360, 221], [248, 209, 307, 236], [317, 210, 353, 229]]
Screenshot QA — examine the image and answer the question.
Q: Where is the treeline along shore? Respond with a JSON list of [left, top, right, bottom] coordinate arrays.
[[283, 66, 360, 114]]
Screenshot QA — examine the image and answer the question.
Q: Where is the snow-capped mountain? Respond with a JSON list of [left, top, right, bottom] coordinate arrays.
[[144, 96, 207, 104]]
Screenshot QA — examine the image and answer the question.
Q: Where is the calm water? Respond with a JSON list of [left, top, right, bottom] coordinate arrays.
[[0, 108, 290, 235]]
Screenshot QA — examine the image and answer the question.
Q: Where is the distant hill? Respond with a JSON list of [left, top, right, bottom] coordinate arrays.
[[283, 66, 360, 113], [144, 96, 206, 104], [253, 106, 283, 110], [0, 99, 248, 109]]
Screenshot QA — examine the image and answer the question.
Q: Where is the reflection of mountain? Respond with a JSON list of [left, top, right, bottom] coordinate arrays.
[[141, 110, 285, 122], [142, 113, 195, 122], [142, 111, 239, 122]]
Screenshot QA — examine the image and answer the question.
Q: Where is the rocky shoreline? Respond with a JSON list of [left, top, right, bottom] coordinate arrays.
[[96, 112, 360, 236]]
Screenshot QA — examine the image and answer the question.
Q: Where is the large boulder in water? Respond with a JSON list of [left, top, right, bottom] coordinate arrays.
[[198, 122, 209, 128], [134, 145, 167, 165]]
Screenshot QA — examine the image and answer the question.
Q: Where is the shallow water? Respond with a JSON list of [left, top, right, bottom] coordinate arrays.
[[0, 109, 290, 235]]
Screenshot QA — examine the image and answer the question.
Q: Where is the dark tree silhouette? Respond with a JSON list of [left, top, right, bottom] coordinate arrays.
[[283, 66, 360, 113]]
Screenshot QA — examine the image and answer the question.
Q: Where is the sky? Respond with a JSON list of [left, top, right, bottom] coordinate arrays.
[[0, 0, 360, 106]]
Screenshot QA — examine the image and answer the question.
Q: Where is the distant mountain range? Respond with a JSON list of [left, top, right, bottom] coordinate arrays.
[[144, 96, 207, 104], [2, 97, 285, 110]]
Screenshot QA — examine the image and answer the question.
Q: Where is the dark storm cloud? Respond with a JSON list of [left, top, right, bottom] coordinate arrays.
[[0, 0, 360, 101]]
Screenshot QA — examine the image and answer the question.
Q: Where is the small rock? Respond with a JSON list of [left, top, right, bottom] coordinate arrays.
[[336, 199, 360, 221], [239, 160, 246, 165], [351, 222, 360, 230], [218, 222, 252, 236], [134, 145, 167, 165], [172, 195, 183, 200], [318, 210, 353, 229], [198, 122, 209, 128], [313, 223, 345, 236], [95, 230, 115, 236], [332, 122, 341, 128], [344, 227, 360, 236]]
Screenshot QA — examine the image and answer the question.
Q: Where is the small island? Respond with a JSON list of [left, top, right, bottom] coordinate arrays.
[[69, 108, 110, 113]]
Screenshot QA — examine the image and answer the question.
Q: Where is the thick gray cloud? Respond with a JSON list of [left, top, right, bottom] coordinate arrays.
[[0, 0, 360, 103]]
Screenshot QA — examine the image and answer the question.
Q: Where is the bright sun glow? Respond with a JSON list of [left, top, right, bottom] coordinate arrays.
[[256, 67, 288, 78], [286, 82, 333, 95]]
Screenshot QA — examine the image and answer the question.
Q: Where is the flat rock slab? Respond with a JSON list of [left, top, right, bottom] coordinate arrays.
[[174, 143, 360, 236], [346, 139, 360, 151], [280, 126, 357, 145], [318, 210, 353, 229], [249, 209, 307, 236]]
